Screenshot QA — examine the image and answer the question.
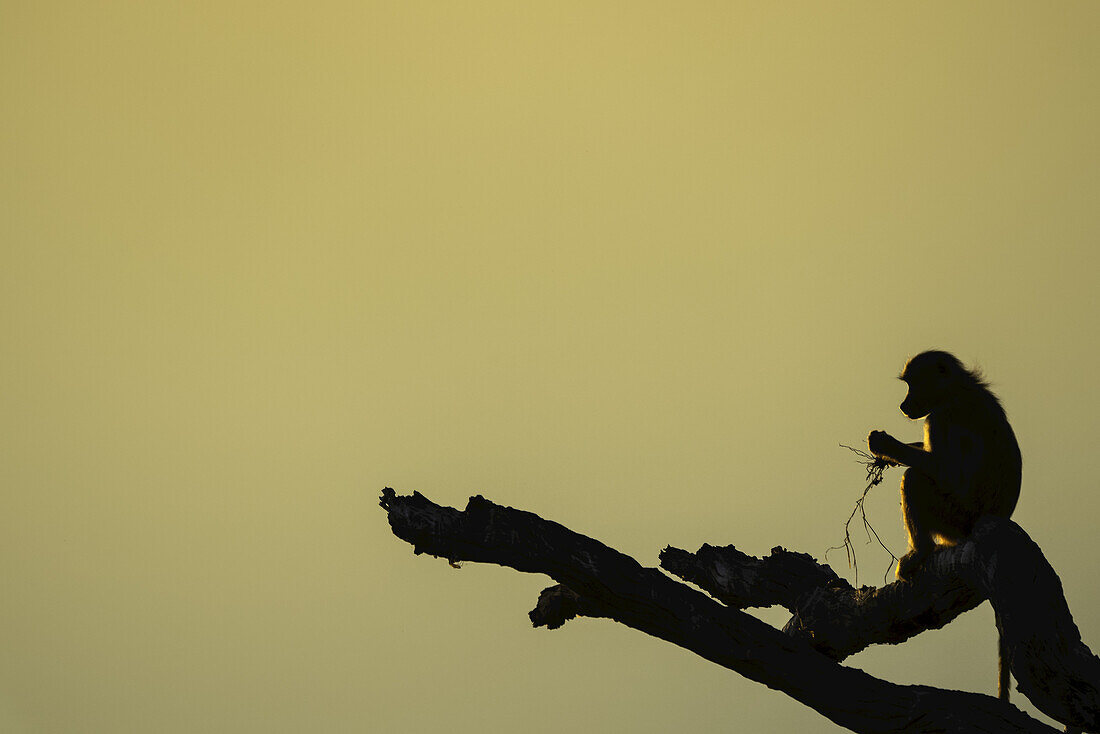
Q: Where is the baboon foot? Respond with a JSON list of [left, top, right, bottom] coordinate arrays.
[[896, 548, 931, 583]]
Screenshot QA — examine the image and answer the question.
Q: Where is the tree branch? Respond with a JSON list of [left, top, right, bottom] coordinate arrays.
[[656, 522, 1100, 731], [658, 542, 985, 661], [380, 488, 1074, 733]]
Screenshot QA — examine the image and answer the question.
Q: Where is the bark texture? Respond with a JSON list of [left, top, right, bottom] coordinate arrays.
[[381, 488, 1099, 733]]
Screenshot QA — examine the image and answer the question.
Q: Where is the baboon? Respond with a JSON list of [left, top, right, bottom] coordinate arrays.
[[867, 350, 1022, 580], [867, 350, 1022, 701]]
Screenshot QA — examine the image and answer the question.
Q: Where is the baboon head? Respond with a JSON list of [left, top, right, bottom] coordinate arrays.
[[898, 350, 967, 420]]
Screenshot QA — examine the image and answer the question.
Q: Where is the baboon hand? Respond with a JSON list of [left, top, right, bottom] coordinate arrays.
[[867, 430, 893, 457]]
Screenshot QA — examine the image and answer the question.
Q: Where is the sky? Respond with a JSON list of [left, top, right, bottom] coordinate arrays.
[[2, 2, 1099, 732]]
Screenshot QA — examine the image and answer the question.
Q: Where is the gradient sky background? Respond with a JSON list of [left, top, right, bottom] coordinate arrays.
[[3, 2, 1099, 732]]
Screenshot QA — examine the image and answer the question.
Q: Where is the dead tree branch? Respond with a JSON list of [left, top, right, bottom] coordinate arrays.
[[658, 521, 1100, 731], [380, 488, 1097, 733], [658, 543, 984, 662]]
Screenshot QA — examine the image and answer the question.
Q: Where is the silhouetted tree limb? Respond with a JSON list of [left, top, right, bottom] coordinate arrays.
[[658, 521, 1100, 732], [657, 542, 985, 661], [380, 488, 1098, 733]]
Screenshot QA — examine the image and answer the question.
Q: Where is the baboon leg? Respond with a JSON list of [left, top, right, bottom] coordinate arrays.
[[897, 469, 940, 581], [901, 470, 936, 546], [898, 469, 974, 580]]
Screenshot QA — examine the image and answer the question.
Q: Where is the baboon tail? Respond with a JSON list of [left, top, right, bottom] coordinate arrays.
[[997, 615, 1011, 703]]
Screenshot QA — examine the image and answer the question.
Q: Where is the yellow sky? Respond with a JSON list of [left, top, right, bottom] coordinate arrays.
[[2, 2, 1099, 732]]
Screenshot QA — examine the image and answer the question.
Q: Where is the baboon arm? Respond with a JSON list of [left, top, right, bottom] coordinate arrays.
[[878, 443, 924, 467], [882, 438, 973, 492], [874, 435, 936, 474]]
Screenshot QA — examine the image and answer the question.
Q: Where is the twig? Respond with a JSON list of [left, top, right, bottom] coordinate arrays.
[[827, 444, 898, 585]]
